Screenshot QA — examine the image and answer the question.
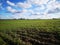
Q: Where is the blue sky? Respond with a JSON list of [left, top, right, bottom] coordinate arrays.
[[0, 0, 60, 19]]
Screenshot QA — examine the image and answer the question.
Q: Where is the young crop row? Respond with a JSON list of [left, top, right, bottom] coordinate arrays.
[[0, 28, 60, 45], [0, 19, 60, 45]]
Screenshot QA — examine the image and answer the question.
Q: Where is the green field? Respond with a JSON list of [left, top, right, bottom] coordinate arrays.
[[0, 19, 60, 45]]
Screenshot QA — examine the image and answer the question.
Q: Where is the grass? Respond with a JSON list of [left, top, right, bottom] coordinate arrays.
[[0, 19, 60, 32], [0, 19, 60, 45]]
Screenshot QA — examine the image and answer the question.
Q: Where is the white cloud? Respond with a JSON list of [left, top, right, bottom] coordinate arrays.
[[28, 0, 49, 5], [7, 6, 19, 13], [7, 0, 16, 6], [11, 12, 60, 19], [17, 2, 32, 8], [27, 0, 60, 15], [5, 0, 60, 19], [47, 0, 57, 10], [7, 0, 32, 8], [22, 9, 28, 13]]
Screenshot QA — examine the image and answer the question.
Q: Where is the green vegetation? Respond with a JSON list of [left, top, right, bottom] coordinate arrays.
[[0, 19, 60, 45]]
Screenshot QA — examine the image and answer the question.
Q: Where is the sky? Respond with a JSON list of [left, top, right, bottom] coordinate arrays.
[[0, 0, 60, 19]]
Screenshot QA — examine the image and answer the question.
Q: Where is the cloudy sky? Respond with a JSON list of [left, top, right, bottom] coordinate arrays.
[[0, 0, 60, 19]]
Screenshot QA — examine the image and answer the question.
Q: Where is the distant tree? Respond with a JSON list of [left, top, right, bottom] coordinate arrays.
[[53, 18, 60, 20], [18, 18, 25, 20]]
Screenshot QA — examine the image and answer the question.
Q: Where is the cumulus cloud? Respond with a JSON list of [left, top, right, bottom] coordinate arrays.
[[7, 6, 19, 13], [17, 0, 60, 14], [7, 0, 60, 14], [27, 0, 49, 5], [6, 0, 60, 19], [17, 2, 32, 8], [48, 8, 60, 14], [7, 0, 16, 6]]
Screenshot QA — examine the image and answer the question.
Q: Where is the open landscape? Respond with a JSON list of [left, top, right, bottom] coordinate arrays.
[[0, 0, 60, 45], [0, 19, 60, 45]]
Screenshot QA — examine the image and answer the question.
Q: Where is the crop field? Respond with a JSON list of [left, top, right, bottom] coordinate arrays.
[[0, 19, 60, 45]]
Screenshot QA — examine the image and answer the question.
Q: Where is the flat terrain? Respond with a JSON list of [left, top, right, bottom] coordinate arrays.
[[0, 19, 60, 45]]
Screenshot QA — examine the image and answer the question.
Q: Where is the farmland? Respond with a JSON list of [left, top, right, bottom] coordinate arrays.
[[0, 19, 60, 45]]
